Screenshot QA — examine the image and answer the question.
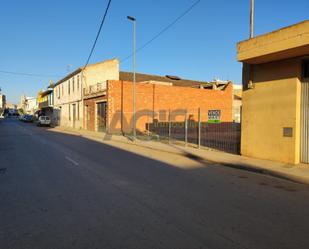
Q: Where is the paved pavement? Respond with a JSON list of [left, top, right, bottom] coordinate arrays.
[[50, 125, 309, 185], [1, 118, 309, 249]]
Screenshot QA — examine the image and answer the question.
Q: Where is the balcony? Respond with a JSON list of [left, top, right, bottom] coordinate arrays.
[[83, 82, 106, 99]]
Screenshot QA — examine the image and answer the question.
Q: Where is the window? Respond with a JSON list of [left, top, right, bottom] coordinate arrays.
[[69, 104, 71, 121], [62, 84, 64, 96], [68, 80, 70, 94], [302, 60, 309, 78], [77, 75, 80, 90], [72, 77, 75, 92], [57, 86, 60, 98]]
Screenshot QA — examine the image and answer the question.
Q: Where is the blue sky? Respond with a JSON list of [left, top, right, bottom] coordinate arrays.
[[1, 0, 309, 103]]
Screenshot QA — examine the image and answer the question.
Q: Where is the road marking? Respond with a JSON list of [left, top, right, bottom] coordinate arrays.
[[65, 156, 79, 166]]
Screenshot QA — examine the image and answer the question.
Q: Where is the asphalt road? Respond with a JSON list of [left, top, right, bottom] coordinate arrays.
[[1, 118, 309, 249]]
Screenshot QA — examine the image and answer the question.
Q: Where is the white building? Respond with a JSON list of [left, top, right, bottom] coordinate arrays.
[[0, 94, 6, 111], [53, 58, 119, 129], [25, 97, 38, 114], [233, 84, 242, 123]]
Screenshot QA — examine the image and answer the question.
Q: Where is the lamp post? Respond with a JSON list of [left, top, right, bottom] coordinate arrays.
[[250, 0, 254, 39], [127, 15, 136, 140]]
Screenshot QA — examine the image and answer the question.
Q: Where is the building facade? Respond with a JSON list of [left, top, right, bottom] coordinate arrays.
[[23, 97, 37, 114], [38, 87, 54, 119], [237, 20, 309, 164], [83, 70, 234, 133], [0, 94, 6, 112], [53, 58, 119, 129]]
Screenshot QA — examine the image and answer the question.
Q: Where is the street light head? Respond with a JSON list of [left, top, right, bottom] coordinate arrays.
[[127, 16, 136, 21]]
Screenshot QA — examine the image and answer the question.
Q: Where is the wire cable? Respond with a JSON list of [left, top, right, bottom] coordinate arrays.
[[0, 70, 62, 78], [83, 0, 112, 69], [121, 0, 201, 62]]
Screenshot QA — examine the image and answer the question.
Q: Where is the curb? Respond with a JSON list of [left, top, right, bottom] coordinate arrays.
[[219, 162, 307, 185], [49, 127, 309, 185], [115, 139, 309, 185]]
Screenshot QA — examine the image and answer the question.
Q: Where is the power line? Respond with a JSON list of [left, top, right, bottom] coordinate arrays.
[[121, 0, 201, 63], [0, 0, 113, 80], [0, 70, 62, 78], [83, 0, 112, 69]]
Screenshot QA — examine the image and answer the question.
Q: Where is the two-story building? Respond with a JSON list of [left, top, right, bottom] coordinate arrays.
[[52, 58, 119, 128], [38, 86, 54, 119]]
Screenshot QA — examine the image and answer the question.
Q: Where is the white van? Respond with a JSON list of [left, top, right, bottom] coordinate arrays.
[[37, 116, 51, 127]]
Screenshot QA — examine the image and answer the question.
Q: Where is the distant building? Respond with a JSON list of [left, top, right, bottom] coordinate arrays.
[[232, 84, 242, 123], [19, 96, 37, 114], [38, 87, 54, 118], [6, 103, 17, 109], [19, 95, 27, 112], [26, 97, 37, 114], [0, 94, 6, 111]]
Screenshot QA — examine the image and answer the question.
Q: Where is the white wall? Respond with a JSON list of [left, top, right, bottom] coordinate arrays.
[[53, 58, 119, 129]]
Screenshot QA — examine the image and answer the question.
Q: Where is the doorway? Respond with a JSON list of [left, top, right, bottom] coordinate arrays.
[[72, 104, 76, 129], [300, 60, 309, 163], [96, 102, 107, 132]]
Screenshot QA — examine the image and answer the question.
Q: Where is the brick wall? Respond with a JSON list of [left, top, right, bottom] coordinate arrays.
[[84, 96, 106, 131], [107, 80, 233, 134]]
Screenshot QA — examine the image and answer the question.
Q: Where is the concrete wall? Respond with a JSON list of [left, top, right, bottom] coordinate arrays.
[[241, 58, 302, 164], [83, 58, 119, 90], [106, 80, 233, 134]]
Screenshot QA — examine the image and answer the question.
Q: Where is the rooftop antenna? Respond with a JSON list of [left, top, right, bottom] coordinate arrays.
[[66, 64, 72, 73], [250, 0, 254, 39]]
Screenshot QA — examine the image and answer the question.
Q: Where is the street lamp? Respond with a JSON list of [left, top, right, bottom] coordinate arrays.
[[127, 15, 136, 140]]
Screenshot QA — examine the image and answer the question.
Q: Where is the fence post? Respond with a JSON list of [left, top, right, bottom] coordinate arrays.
[[168, 109, 171, 144], [198, 108, 201, 149], [185, 111, 188, 147], [147, 113, 150, 138]]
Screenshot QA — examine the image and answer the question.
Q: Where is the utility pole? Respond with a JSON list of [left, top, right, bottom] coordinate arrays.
[[250, 0, 254, 39], [127, 16, 137, 140]]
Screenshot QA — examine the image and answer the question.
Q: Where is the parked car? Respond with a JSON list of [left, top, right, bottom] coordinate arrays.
[[37, 116, 51, 127], [19, 115, 25, 121], [23, 115, 33, 123]]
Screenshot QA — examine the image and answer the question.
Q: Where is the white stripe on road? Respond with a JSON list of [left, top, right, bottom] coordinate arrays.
[[65, 156, 79, 166]]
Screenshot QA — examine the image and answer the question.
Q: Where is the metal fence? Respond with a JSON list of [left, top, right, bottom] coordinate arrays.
[[111, 108, 241, 155], [147, 116, 241, 154]]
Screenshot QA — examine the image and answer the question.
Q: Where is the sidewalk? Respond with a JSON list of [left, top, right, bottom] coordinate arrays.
[[50, 126, 309, 185]]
